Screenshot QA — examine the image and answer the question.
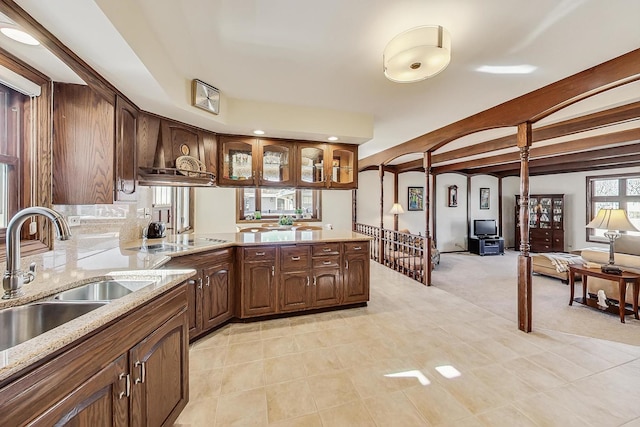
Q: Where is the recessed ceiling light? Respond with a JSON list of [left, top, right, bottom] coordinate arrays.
[[0, 26, 40, 46], [253, 129, 265, 135], [327, 136, 338, 141], [476, 64, 537, 74]]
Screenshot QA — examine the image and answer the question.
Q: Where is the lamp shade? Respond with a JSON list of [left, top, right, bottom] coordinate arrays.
[[389, 203, 405, 215], [585, 209, 639, 232], [383, 25, 451, 83]]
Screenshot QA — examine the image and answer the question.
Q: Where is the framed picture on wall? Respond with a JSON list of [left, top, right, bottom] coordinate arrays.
[[448, 185, 458, 207], [408, 187, 424, 211], [480, 187, 490, 209]]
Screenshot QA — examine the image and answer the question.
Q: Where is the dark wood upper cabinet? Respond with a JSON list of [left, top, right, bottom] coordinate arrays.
[[115, 95, 138, 201], [296, 142, 358, 189], [259, 139, 295, 186], [53, 83, 116, 205], [218, 135, 259, 186]]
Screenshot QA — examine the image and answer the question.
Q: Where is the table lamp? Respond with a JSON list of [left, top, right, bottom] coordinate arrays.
[[585, 208, 638, 271], [389, 203, 405, 215]]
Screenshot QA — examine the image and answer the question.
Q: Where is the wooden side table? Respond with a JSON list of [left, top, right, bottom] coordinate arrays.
[[568, 264, 640, 323]]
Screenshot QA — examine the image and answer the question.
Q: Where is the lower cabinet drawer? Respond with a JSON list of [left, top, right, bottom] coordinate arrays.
[[243, 247, 276, 261], [312, 256, 341, 269], [280, 246, 310, 271]]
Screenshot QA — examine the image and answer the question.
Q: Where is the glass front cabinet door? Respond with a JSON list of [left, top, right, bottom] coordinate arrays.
[[259, 140, 295, 186], [298, 143, 327, 188], [297, 143, 358, 189], [327, 145, 357, 188], [218, 136, 257, 186]]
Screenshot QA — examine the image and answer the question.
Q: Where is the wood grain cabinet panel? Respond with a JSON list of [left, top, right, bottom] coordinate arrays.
[[202, 262, 234, 330], [343, 242, 370, 304], [53, 83, 115, 204], [242, 261, 277, 317], [311, 267, 341, 307], [279, 271, 310, 312]]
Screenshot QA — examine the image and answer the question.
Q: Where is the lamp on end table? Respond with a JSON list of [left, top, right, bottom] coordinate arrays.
[[585, 208, 639, 272]]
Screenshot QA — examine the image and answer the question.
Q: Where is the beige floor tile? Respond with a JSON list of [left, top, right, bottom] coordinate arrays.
[[527, 350, 592, 382], [469, 364, 538, 401], [267, 413, 322, 427], [228, 329, 262, 344], [318, 401, 376, 426], [332, 341, 379, 368], [174, 396, 218, 426], [512, 392, 595, 427], [493, 332, 545, 357], [189, 367, 223, 401], [261, 320, 294, 339], [293, 331, 328, 351], [264, 353, 308, 385], [363, 390, 429, 426], [306, 371, 360, 410], [621, 417, 640, 426], [434, 416, 484, 427], [545, 385, 633, 427], [220, 360, 265, 395], [550, 343, 617, 372], [572, 338, 639, 365], [225, 340, 264, 365], [466, 337, 521, 363], [502, 357, 566, 391], [289, 316, 323, 334], [403, 383, 473, 425], [436, 373, 508, 415], [301, 347, 343, 376], [215, 388, 268, 427], [263, 336, 300, 359], [475, 405, 536, 427], [190, 346, 228, 372], [191, 328, 230, 350], [266, 379, 317, 423]]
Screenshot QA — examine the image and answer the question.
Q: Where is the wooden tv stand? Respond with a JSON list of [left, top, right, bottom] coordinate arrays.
[[469, 236, 504, 256]]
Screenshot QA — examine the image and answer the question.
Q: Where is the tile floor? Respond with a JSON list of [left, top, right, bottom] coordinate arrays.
[[174, 259, 640, 426]]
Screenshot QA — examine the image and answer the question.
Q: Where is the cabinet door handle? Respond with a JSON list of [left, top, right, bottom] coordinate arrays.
[[271, 266, 275, 276], [206, 276, 211, 287], [255, 252, 265, 256], [306, 276, 310, 287], [118, 373, 130, 398], [323, 260, 332, 265], [322, 248, 332, 252], [198, 278, 203, 289], [134, 361, 146, 384], [353, 246, 361, 250], [345, 260, 349, 270], [291, 256, 301, 261]]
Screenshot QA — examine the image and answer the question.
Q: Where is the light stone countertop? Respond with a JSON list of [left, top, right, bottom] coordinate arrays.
[[0, 229, 371, 382]]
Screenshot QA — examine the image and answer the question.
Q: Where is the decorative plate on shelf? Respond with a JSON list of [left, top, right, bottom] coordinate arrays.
[[176, 155, 206, 177]]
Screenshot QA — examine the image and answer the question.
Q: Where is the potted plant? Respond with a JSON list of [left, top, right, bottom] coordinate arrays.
[[278, 215, 294, 226], [294, 208, 303, 219]]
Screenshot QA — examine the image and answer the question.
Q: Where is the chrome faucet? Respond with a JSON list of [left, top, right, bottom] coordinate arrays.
[[3, 207, 72, 299]]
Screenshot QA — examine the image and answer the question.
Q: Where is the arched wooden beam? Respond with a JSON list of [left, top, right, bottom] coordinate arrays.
[[359, 48, 640, 170]]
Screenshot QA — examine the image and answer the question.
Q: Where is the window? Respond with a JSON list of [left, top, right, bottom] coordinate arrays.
[[587, 174, 640, 241], [152, 187, 192, 233], [237, 188, 321, 221]]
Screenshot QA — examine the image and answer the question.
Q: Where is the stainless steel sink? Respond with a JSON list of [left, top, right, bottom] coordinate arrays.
[[54, 279, 152, 301], [0, 301, 106, 351]]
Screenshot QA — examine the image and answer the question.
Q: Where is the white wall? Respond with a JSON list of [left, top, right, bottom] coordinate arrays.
[[398, 172, 427, 234], [194, 187, 354, 233], [435, 173, 468, 252], [356, 170, 394, 228]]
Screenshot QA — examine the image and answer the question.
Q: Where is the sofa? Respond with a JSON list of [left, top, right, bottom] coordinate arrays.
[[580, 235, 640, 304]]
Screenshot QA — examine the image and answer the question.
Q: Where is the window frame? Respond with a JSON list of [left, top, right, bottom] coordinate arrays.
[[236, 188, 322, 222], [151, 186, 194, 234], [586, 172, 640, 242]]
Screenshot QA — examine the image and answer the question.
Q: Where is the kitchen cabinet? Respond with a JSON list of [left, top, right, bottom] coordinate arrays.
[[218, 136, 295, 187], [238, 246, 277, 317], [0, 284, 189, 427], [311, 243, 342, 307], [515, 194, 564, 252], [115, 95, 138, 202], [165, 248, 234, 340], [297, 142, 358, 189], [342, 242, 370, 304], [52, 83, 116, 204]]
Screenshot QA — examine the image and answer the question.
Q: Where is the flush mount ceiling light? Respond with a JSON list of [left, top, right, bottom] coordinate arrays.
[[383, 25, 451, 83], [253, 129, 265, 135], [0, 24, 40, 46], [327, 136, 338, 141]]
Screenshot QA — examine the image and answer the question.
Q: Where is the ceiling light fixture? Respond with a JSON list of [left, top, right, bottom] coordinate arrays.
[[0, 25, 40, 46], [327, 136, 338, 141], [383, 25, 451, 83], [253, 129, 265, 135]]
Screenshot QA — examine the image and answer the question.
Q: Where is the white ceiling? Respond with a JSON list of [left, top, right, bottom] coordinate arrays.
[[8, 0, 640, 161]]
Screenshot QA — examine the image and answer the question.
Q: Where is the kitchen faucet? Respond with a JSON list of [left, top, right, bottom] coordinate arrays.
[[3, 207, 72, 299]]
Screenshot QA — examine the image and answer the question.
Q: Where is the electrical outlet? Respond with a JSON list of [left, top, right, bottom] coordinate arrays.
[[68, 216, 81, 227]]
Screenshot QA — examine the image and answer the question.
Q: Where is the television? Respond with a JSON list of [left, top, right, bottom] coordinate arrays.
[[474, 219, 497, 237]]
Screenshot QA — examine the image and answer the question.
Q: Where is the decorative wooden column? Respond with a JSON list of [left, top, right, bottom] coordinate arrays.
[[517, 122, 533, 332], [498, 177, 503, 237], [424, 152, 432, 286], [378, 165, 385, 264], [392, 171, 399, 231]]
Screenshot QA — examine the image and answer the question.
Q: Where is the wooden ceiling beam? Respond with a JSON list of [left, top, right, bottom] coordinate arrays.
[[430, 128, 640, 174], [431, 101, 640, 164], [359, 48, 640, 170]]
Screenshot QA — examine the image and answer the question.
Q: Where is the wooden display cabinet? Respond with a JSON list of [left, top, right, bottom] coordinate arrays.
[[515, 194, 565, 252]]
